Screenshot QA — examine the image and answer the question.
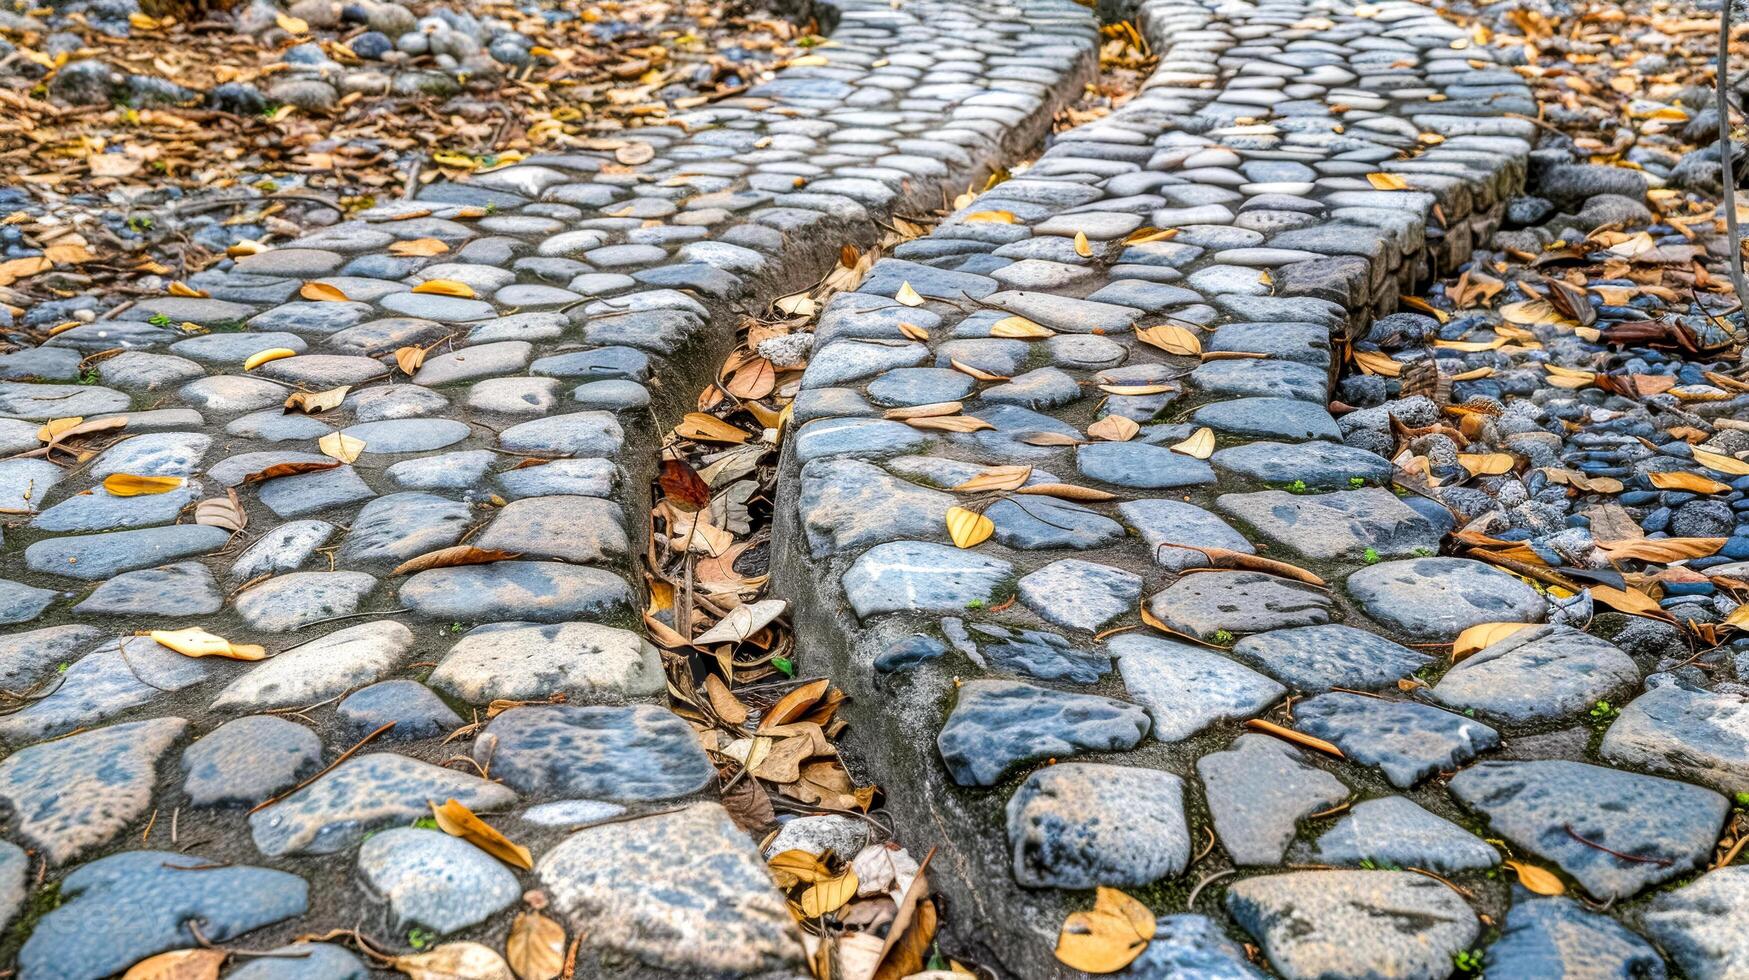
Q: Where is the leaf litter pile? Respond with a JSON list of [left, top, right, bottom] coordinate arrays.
[[0, 0, 813, 313]]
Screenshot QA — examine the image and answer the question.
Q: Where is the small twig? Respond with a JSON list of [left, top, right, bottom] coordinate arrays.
[[1564, 823, 1673, 866], [1185, 869, 1235, 910]]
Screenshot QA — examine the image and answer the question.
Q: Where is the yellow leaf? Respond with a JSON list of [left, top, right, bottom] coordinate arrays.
[[990, 316, 1053, 339], [906, 415, 993, 433], [1055, 886, 1154, 974], [884, 401, 964, 420], [946, 506, 994, 548], [102, 474, 184, 496], [1501, 299, 1565, 326], [1074, 231, 1093, 257], [389, 237, 450, 257], [1351, 350, 1403, 376], [167, 281, 208, 298], [774, 292, 816, 317], [123, 949, 226, 980], [1694, 447, 1749, 476], [1457, 452, 1516, 476], [1598, 537, 1726, 562], [1135, 324, 1201, 356], [899, 322, 930, 341], [411, 279, 477, 299], [894, 281, 924, 307], [275, 11, 309, 33], [1125, 227, 1178, 245], [393, 943, 513, 980], [1647, 471, 1732, 494], [431, 799, 533, 869], [148, 628, 266, 662], [394, 346, 427, 375], [505, 912, 566, 980], [1588, 585, 1674, 621], [1367, 172, 1410, 190], [243, 348, 297, 371], [36, 416, 84, 443], [800, 869, 859, 917], [1451, 622, 1534, 661], [1435, 338, 1504, 353], [676, 413, 750, 444], [963, 210, 1016, 223], [1171, 427, 1215, 460], [1098, 384, 1174, 396], [1504, 860, 1565, 896], [284, 386, 349, 414], [318, 432, 365, 463], [299, 281, 351, 302], [1086, 415, 1139, 442], [1243, 718, 1345, 758], [952, 465, 1033, 493]]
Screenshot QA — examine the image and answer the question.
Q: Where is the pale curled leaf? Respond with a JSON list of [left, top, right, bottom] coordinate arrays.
[[149, 628, 266, 661], [194, 490, 247, 533], [1135, 324, 1201, 356], [1055, 886, 1154, 973], [318, 432, 365, 463], [391, 546, 520, 576], [431, 798, 533, 869], [951, 465, 1032, 493], [123, 949, 226, 980], [1086, 415, 1139, 442], [694, 599, 787, 646], [283, 385, 349, 414], [394, 346, 427, 375], [393, 943, 514, 980], [1171, 427, 1215, 459], [506, 911, 566, 980]]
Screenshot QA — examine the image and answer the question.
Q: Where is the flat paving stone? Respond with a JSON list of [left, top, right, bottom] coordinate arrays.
[[334, 491, 471, 570], [25, 524, 231, 580], [1198, 733, 1348, 866], [1294, 692, 1499, 788], [1642, 866, 1749, 979], [476, 703, 715, 801], [1490, 896, 1668, 980], [1347, 557, 1545, 642], [20, 849, 307, 980], [181, 715, 323, 808], [213, 622, 413, 711], [1314, 796, 1498, 873], [357, 828, 518, 932], [841, 541, 1012, 619], [1227, 870, 1478, 980], [337, 679, 461, 740], [0, 637, 212, 743], [473, 495, 628, 564], [0, 624, 103, 690], [400, 560, 631, 623], [0, 717, 187, 865], [1015, 559, 1141, 631], [1433, 624, 1639, 725], [1112, 633, 1283, 741], [1077, 442, 1217, 489], [1006, 763, 1188, 888], [234, 571, 377, 632], [798, 458, 952, 556], [73, 561, 222, 617], [1215, 487, 1439, 561], [430, 621, 663, 704], [1450, 760, 1726, 900], [1212, 440, 1393, 488], [1230, 623, 1431, 692], [1600, 680, 1749, 793], [537, 802, 806, 976], [1146, 570, 1334, 640], [1119, 498, 1254, 572], [250, 752, 517, 856], [226, 943, 369, 980], [937, 679, 1149, 787]]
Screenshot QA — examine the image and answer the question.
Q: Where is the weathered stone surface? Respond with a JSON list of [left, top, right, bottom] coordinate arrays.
[[1112, 633, 1283, 741], [250, 752, 517, 856], [1490, 896, 1668, 980], [1215, 487, 1439, 560], [1146, 570, 1333, 640], [1348, 557, 1546, 641], [431, 621, 663, 704], [400, 560, 632, 622], [1434, 624, 1639, 724], [213, 621, 414, 711], [1006, 763, 1188, 888], [358, 828, 519, 932], [234, 571, 378, 632], [0, 717, 188, 865], [1601, 681, 1749, 793], [938, 680, 1149, 786], [337, 680, 461, 740], [1124, 914, 1265, 979], [800, 458, 952, 555], [1294, 692, 1498, 788], [226, 944, 369, 980], [538, 802, 807, 975], [1230, 624, 1430, 692], [1198, 733, 1346, 866], [1451, 760, 1726, 900], [1015, 559, 1142, 631], [473, 495, 629, 564], [0, 637, 211, 742], [181, 715, 323, 807], [1642, 866, 1749, 979], [21, 850, 308, 980], [476, 703, 715, 801], [1314, 796, 1498, 873], [841, 541, 1012, 618], [1227, 871, 1479, 980]]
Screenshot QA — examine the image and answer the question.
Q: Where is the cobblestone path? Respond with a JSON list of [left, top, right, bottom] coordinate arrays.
[[0, 0, 1740, 975]]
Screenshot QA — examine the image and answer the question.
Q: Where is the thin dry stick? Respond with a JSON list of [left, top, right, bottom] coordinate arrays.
[[248, 721, 395, 814]]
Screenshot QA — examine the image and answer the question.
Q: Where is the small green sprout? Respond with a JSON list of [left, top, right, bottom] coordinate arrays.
[[772, 655, 795, 677], [1453, 949, 1484, 974], [1211, 629, 1235, 646], [965, 599, 985, 610], [1363, 547, 1380, 564], [1589, 700, 1619, 723], [1349, 476, 1366, 488], [407, 927, 436, 950], [147, 312, 171, 327], [411, 816, 439, 830], [1287, 479, 1308, 493], [1736, 791, 1749, 808]]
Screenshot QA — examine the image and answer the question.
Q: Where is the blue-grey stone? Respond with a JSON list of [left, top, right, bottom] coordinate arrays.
[[1642, 867, 1749, 979], [1007, 763, 1188, 887], [1146, 570, 1334, 640], [985, 495, 1123, 550], [865, 367, 974, 407], [20, 849, 307, 980], [937, 679, 1149, 787], [337, 679, 461, 741], [226, 944, 369, 980], [229, 520, 336, 581], [1433, 624, 1639, 724], [24, 524, 231, 580], [213, 622, 413, 712], [1119, 498, 1254, 571], [1198, 734, 1347, 866], [249, 752, 516, 856], [0, 578, 56, 625], [1315, 796, 1498, 872], [499, 411, 624, 457], [234, 571, 376, 632], [1112, 633, 1285, 741], [1294, 692, 1499, 788], [0, 637, 211, 743], [476, 703, 714, 801], [73, 561, 222, 617], [1227, 871, 1477, 980], [1016, 559, 1142, 632], [1602, 682, 1749, 794], [841, 541, 1012, 618], [1231, 624, 1431, 692], [496, 457, 618, 499], [1122, 914, 1264, 979], [255, 463, 376, 518], [182, 715, 323, 807], [336, 492, 470, 570], [1077, 442, 1217, 489], [979, 627, 1111, 683], [0, 716, 189, 871], [357, 828, 518, 932], [1193, 397, 1341, 441], [1490, 896, 1667, 980], [1347, 557, 1546, 642], [1216, 488, 1440, 561], [399, 561, 631, 623], [1451, 760, 1726, 900], [1211, 440, 1393, 488]]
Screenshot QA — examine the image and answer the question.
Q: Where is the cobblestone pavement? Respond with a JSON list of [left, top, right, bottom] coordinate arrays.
[[0, 0, 1745, 974]]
